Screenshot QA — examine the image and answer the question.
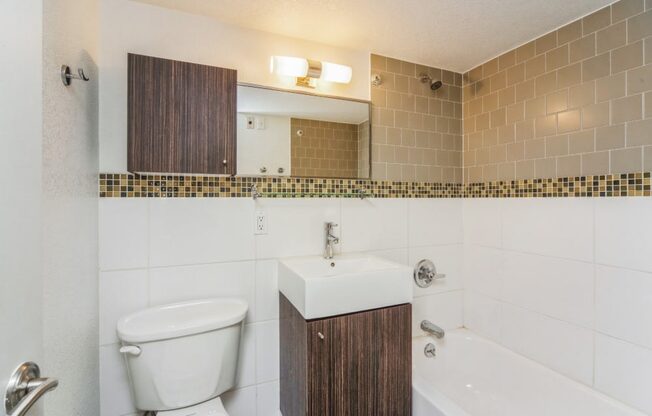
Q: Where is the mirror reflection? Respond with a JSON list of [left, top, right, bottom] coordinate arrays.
[[237, 85, 371, 179]]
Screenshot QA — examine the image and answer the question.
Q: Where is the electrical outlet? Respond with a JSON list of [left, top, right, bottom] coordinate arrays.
[[255, 117, 265, 130], [246, 116, 255, 129], [254, 211, 267, 234]]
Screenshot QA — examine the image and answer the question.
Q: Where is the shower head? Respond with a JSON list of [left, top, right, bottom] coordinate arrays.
[[419, 73, 443, 91]]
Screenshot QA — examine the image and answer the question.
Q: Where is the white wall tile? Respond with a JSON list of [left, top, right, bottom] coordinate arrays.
[[256, 380, 280, 416], [596, 265, 652, 349], [501, 303, 593, 385], [236, 324, 256, 388], [409, 244, 464, 296], [222, 385, 257, 416], [596, 198, 652, 272], [365, 248, 409, 265], [149, 261, 256, 321], [255, 260, 279, 322], [463, 245, 503, 299], [99, 269, 148, 346], [100, 344, 136, 416], [595, 334, 652, 414], [501, 252, 594, 327], [254, 198, 340, 259], [340, 198, 408, 252], [463, 291, 502, 342], [408, 199, 463, 247], [255, 320, 279, 384], [412, 290, 464, 336], [149, 198, 255, 267], [502, 198, 594, 262], [99, 199, 148, 271], [463, 198, 502, 248]]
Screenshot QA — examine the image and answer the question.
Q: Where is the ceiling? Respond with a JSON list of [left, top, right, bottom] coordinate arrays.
[[133, 0, 614, 73], [238, 85, 369, 124]]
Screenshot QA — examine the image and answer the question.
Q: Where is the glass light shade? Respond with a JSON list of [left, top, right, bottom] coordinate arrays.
[[270, 56, 309, 78], [320, 61, 352, 84]]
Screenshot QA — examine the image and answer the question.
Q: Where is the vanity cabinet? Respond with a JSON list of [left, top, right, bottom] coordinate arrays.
[[280, 294, 411, 416], [127, 54, 237, 174]]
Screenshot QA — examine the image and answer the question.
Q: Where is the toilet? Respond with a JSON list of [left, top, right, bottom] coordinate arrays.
[[116, 298, 248, 415]]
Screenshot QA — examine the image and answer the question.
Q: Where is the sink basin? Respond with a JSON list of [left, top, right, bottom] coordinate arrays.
[[278, 254, 413, 320]]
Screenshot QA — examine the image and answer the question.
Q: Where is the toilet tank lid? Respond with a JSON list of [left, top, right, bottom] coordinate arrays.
[[117, 298, 248, 343]]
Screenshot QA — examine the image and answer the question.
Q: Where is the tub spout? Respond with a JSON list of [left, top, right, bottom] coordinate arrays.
[[421, 320, 445, 338]]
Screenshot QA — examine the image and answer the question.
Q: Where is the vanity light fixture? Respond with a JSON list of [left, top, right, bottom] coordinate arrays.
[[270, 56, 352, 88]]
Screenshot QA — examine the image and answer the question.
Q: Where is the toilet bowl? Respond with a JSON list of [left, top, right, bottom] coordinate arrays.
[[116, 298, 248, 415]]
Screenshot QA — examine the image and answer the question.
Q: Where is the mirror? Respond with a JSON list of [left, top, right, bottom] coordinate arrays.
[[236, 84, 371, 179]]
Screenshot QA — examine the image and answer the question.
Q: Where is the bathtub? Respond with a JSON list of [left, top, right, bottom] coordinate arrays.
[[412, 329, 644, 416]]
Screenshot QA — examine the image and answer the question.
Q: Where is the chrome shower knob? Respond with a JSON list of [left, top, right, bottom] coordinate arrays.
[[414, 259, 446, 288]]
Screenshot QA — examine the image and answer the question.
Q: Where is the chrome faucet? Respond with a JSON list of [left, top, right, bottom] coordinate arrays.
[[324, 222, 339, 259], [421, 320, 445, 339]]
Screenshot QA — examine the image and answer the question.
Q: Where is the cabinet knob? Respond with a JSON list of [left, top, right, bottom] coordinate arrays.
[[222, 159, 228, 165], [317, 332, 325, 340]]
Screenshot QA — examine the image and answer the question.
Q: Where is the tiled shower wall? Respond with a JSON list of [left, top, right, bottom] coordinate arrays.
[[463, 0, 652, 183], [98, 197, 464, 416], [370, 54, 464, 183]]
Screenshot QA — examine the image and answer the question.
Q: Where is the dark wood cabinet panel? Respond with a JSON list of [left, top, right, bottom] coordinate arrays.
[[280, 294, 411, 416], [128, 54, 237, 175]]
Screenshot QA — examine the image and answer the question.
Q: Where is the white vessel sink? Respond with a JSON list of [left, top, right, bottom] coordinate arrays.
[[278, 254, 413, 320]]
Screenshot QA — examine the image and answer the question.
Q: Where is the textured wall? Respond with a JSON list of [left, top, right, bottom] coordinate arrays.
[[290, 118, 361, 178], [370, 54, 464, 183], [463, 0, 652, 183]]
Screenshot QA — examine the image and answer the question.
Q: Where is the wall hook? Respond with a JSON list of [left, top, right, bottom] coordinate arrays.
[[61, 65, 90, 86]]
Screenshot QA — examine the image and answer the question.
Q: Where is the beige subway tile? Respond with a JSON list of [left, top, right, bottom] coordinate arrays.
[[627, 118, 652, 145], [394, 74, 408, 93], [569, 82, 595, 108], [567, 130, 594, 153], [492, 145, 508, 163], [557, 62, 582, 88], [583, 6, 611, 35], [497, 162, 515, 180], [515, 119, 535, 141], [491, 108, 506, 128], [515, 159, 536, 179], [558, 20, 583, 45], [483, 92, 499, 113], [483, 58, 499, 77], [596, 21, 626, 54], [430, 98, 443, 115], [557, 154, 582, 177], [395, 146, 409, 163], [401, 94, 416, 112], [535, 157, 557, 178], [646, 92, 652, 118], [402, 164, 417, 181], [506, 102, 525, 124], [611, 147, 643, 172], [514, 79, 535, 101], [645, 146, 652, 171], [372, 125, 387, 144], [475, 112, 490, 131], [535, 72, 558, 96], [499, 50, 517, 70], [547, 90, 568, 114], [499, 86, 516, 107], [371, 54, 387, 71], [400, 61, 416, 77], [466, 166, 482, 183], [558, 110, 582, 133], [525, 55, 546, 79], [415, 96, 429, 113], [612, 41, 644, 74], [386, 58, 403, 74], [596, 72, 626, 102], [371, 162, 387, 180], [546, 45, 569, 71], [536, 115, 558, 137], [516, 41, 536, 63], [536, 31, 558, 54], [408, 113, 424, 130], [394, 110, 409, 128], [612, 94, 643, 123], [371, 88, 387, 108], [424, 114, 437, 132], [476, 147, 492, 164], [506, 141, 525, 161], [386, 91, 402, 109], [647, 0, 652, 11], [476, 78, 491, 97], [386, 127, 401, 145], [468, 66, 483, 83], [467, 132, 483, 150], [507, 63, 525, 86], [525, 138, 546, 158], [612, 0, 644, 22], [627, 9, 652, 42], [442, 101, 455, 117], [647, 39, 652, 65], [483, 128, 498, 147], [582, 151, 610, 175], [483, 164, 498, 182], [490, 71, 507, 92], [498, 125, 516, 144], [402, 129, 416, 146], [378, 108, 394, 127], [596, 124, 626, 150], [546, 135, 569, 156], [582, 52, 610, 81], [443, 70, 456, 85], [570, 34, 596, 63], [583, 102, 610, 128], [569, 130, 596, 154], [627, 64, 652, 94], [525, 96, 546, 119], [376, 71, 395, 91]]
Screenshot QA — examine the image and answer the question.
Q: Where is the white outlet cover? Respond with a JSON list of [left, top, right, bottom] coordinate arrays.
[[255, 210, 267, 234], [255, 117, 265, 130]]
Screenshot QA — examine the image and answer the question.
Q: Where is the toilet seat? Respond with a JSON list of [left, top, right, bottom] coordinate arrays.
[[157, 397, 228, 416]]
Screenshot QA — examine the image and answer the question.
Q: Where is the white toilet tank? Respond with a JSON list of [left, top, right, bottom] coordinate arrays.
[[116, 298, 248, 412]]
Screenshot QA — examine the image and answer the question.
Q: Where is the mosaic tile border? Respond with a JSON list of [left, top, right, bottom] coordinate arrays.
[[99, 172, 651, 198]]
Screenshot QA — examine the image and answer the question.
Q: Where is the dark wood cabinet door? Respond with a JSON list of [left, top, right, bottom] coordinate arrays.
[[306, 304, 411, 416], [128, 54, 237, 175]]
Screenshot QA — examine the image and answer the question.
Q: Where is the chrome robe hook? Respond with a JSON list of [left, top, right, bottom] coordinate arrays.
[[61, 65, 90, 86]]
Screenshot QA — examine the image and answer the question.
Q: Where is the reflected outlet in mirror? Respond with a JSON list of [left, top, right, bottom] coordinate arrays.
[[236, 84, 371, 179]]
